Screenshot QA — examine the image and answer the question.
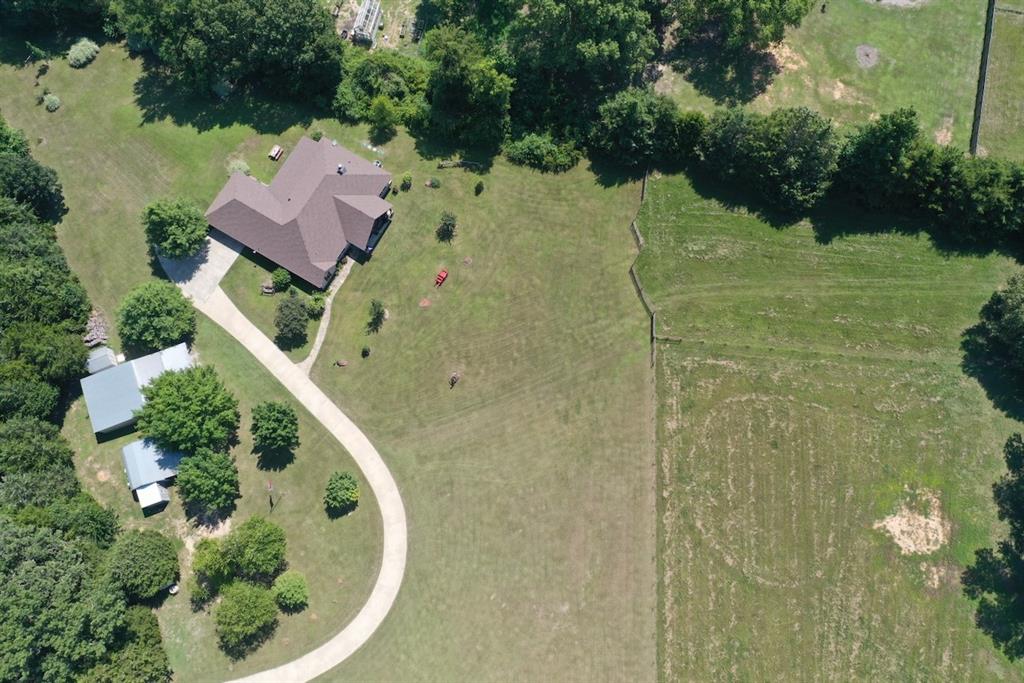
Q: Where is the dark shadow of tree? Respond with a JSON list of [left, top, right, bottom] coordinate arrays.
[[254, 446, 295, 471], [325, 501, 357, 519], [220, 620, 279, 661], [406, 121, 497, 174], [666, 25, 780, 106], [961, 307, 1024, 424]]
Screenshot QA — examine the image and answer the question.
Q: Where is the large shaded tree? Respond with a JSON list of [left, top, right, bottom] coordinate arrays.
[[0, 152, 64, 221], [141, 198, 207, 259], [0, 416, 79, 507], [106, 530, 179, 602], [117, 280, 196, 352], [137, 366, 240, 452], [221, 516, 286, 580], [0, 321, 88, 384], [176, 448, 240, 514], [671, 0, 813, 52]]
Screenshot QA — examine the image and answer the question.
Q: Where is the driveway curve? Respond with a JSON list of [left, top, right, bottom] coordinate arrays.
[[162, 234, 407, 683]]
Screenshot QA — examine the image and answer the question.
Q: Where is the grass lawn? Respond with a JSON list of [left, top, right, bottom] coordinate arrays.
[[978, 10, 1024, 161], [220, 248, 318, 361], [637, 171, 1024, 680], [0, 40, 382, 680], [659, 0, 986, 148], [302, 130, 657, 681]]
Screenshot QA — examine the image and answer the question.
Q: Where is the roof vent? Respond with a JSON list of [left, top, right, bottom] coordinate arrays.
[[374, 160, 382, 168], [331, 139, 338, 146], [337, 164, 347, 175]]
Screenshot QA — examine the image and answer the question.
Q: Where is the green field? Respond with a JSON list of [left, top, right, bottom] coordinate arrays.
[[0, 42, 383, 680], [979, 10, 1024, 161], [660, 0, 986, 148], [637, 171, 1024, 679]]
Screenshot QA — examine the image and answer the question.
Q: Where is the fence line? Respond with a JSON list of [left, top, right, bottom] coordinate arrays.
[[970, 0, 998, 155], [629, 167, 658, 368]]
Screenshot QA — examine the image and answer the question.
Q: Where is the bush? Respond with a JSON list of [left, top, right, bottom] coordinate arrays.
[[106, 530, 179, 602], [214, 582, 278, 654], [222, 516, 287, 580], [67, 38, 99, 68], [589, 87, 679, 164], [137, 366, 240, 452], [323, 471, 359, 514], [43, 94, 60, 112], [227, 158, 250, 176], [400, 173, 413, 191], [369, 94, 400, 143], [310, 130, 324, 142], [0, 361, 58, 421], [428, 177, 441, 188], [176, 448, 240, 514], [190, 537, 230, 605], [49, 492, 119, 548], [142, 198, 207, 259], [271, 268, 291, 292], [251, 401, 300, 453], [505, 133, 580, 173], [272, 570, 309, 612], [306, 293, 326, 319], [436, 210, 457, 243], [116, 280, 196, 352], [361, 345, 370, 358], [366, 298, 385, 334], [475, 180, 485, 195], [275, 290, 309, 344]]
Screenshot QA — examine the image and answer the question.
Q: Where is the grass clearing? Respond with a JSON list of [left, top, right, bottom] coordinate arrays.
[[979, 10, 1024, 161], [305, 132, 657, 681], [0, 41, 382, 679], [638, 172, 1024, 680], [660, 0, 986, 147]]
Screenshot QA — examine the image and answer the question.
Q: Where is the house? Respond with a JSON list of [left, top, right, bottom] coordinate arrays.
[[79, 343, 193, 434], [205, 136, 393, 289], [122, 439, 183, 511]]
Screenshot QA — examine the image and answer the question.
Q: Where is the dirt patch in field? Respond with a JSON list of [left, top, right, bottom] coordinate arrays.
[[874, 489, 949, 555], [919, 561, 960, 590], [770, 43, 807, 72], [934, 116, 954, 146], [419, 298, 431, 308], [177, 516, 233, 570], [96, 469, 111, 482], [856, 45, 879, 68]]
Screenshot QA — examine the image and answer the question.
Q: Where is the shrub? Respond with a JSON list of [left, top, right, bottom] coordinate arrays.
[[106, 530, 179, 602], [505, 133, 580, 173], [275, 290, 309, 344], [176, 448, 240, 514], [272, 570, 309, 612], [0, 361, 58, 421], [589, 88, 679, 164], [323, 471, 359, 515], [222, 516, 287, 580], [271, 268, 291, 292], [67, 38, 99, 68], [369, 94, 400, 143], [137, 366, 240, 452], [310, 130, 324, 142], [190, 537, 230, 605], [366, 299, 385, 334], [43, 94, 60, 112], [49, 492, 120, 548], [436, 210, 457, 242], [214, 582, 278, 653], [227, 158, 250, 176], [306, 293, 326, 319], [475, 180, 484, 195], [428, 177, 441, 188], [400, 173, 413, 191], [361, 345, 370, 358], [251, 401, 299, 453], [116, 280, 196, 352], [142, 198, 207, 258]]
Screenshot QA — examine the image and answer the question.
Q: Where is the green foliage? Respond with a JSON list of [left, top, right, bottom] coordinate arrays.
[[978, 272, 1024, 368], [106, 530, 179, 602], [0, 416, 79, 507], [836, 108, 923, 209], [0, 518, 128, 682], [0, 0, 108, 30], [271, 569, 308, 612], [68, 38, 101, 68], [671, 0, 813, 52], [436, 210, 457, 243], [214, 581, 278, 654], [222, 516, 287, 580], [271, 267, 291, 292], [176, 448, 240, 514], [306, 293, 326, 319], [333, 49, 429, 122], [323, 470, 359, 515], [116, 280, 196, 351], [590, 88, 679, 164], [400, 172, 413, 191], [0, 151, 64, 220], [428, 177, 441, 188], [43, 93, 61, 112], [366, 298, 386, 334], [190, 537, 230, 605], [0, 115, 29, 156], [137, 366, 240, 452], [49, 492, 120, 548], [142, 198, 207, 259], [504, 133, 581, 173], [251, 401, 300, 453], [475, 180, 485, 195], [274, 290, 309, 343], [0, 361, 59, 421], [0, 321, 88, 384], [109, 0, 343, 100], [369, 94, 400, 143]]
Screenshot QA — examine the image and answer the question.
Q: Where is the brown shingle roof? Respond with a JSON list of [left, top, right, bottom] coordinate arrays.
[[205, 137, 392, 287]]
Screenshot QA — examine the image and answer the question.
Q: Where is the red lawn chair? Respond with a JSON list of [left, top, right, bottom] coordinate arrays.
[[435, 269, 448, 287]]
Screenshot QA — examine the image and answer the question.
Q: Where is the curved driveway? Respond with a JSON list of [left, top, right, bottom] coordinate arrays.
[[162, 235, 407, 682]]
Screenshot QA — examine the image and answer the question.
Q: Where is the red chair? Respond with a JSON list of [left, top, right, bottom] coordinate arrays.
[[435, 270, 448, 287]]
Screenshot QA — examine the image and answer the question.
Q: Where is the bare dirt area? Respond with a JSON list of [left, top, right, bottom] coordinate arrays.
[[874, 489, 950, 555], [856, 44, 880, 68]]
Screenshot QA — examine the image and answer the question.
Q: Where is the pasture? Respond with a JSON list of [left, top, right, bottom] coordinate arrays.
[[978, 8, 1024, 160], [637, 172, 1024, 680]]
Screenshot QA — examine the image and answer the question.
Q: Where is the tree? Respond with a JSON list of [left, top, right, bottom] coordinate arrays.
[[368, 94, 400, 143], [274, 290, 309, 344], [117, 280, 196, 352], [271, 570, 309, 612], [251, 401, 300, 453], [671, 0, 814, 52], [977, 272, 1024, 368], [436, 210, 457, 243], [176, 448, 240, 514], [0, 116, 29, 156], [323, 470, 359, 515], [80, 605, 172, 683], [106, 530, 179, 602], [142, 198, 207, 259], [836, 108, 924, 209], [333, 49, 429, 122], [0, 152, 64, 220], [136, 366, 240, 452], [0, 416, 79, 507], [214, 582, 278, 654], [190, 537, 230, 604], [271, 268, 291, 292], [589, 87, 679, 164], [0, 260, 91, 335], [366, 299, 385, 334], [0, 321, 88, 384], [49, 492, 120, 548], [222, 516, 287, 580], [0, 361, 59, 421], [504, 133, 581, 173]]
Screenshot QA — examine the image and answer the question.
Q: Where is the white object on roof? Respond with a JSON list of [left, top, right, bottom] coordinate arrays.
[[135, 482, 170, 510]]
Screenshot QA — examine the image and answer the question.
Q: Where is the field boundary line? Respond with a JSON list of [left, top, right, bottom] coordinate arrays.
[[970, 0, 998, 154], [628, 168, 657, 368]]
